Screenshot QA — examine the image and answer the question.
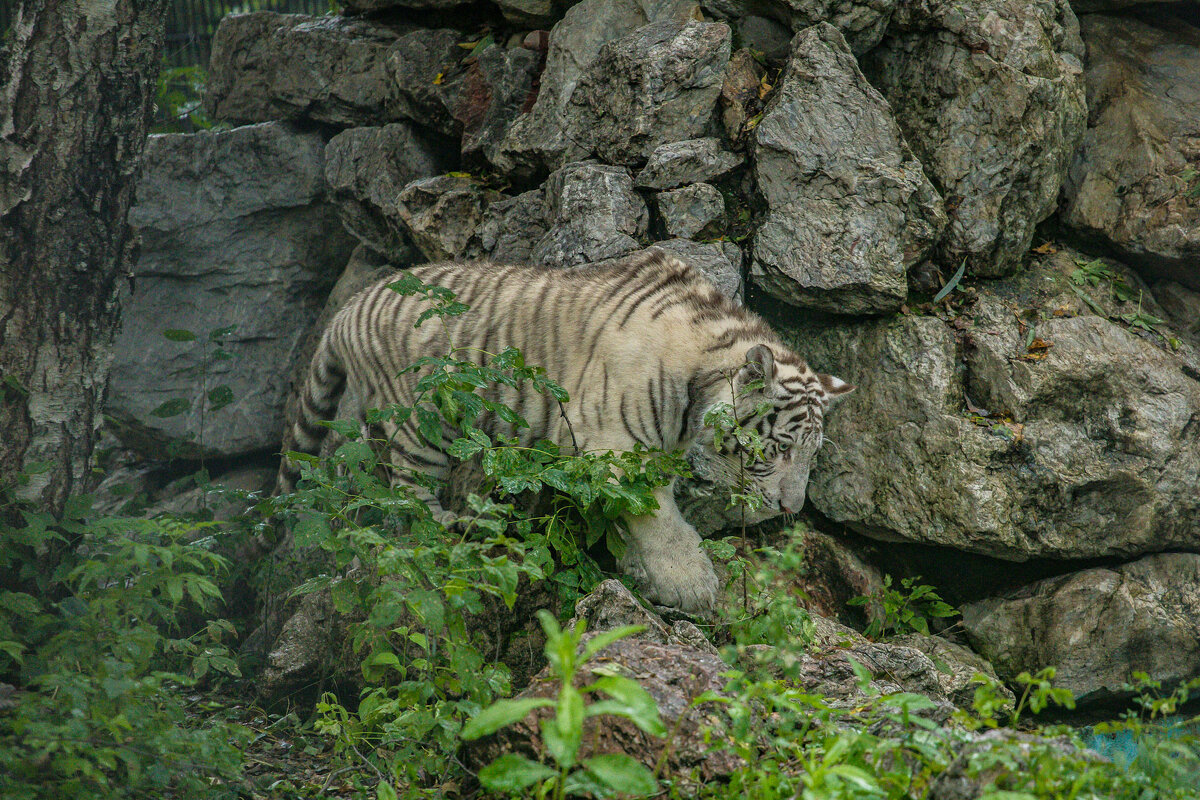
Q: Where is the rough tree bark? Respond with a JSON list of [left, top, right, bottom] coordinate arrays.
[[0, 0, 167, 515]]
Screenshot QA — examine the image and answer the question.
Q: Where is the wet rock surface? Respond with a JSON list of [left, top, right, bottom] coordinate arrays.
[[745, 614, 1010, 715], [789, 249, 1200, 561], [323, 123, 450, 260], [492, 0, 701, 176], [635, 137, 744, 190], [395, 174, 504, 262], [565, 21, 732, 167], [751, 23, 945, 315], [205, 14, 402, 127], [962, 553, 1200, 703], [531, 161, 649, 267], [656, 182, 725, 239], [463, 633, 740, 782], [1060, 14, 1200, 290], [704, 0, 899, 54], [863, 0, 1086, 276]]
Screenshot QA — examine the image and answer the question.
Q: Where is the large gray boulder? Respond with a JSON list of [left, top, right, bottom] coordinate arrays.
[[745, 615, 1010, 715], [702, 0, 899, 54], [1060, 15, 1200, 291], [656, 182, 725, 239], [863, 0, 1086, 277], [477, 189, 551, 264], [635, 137, 744, 190], [751, 23, 945, 315], [492, 0, 702, 176], [785, 248, 1200, 561], [395, 174, 504, 262], [205, 13, 401, 127], [568, 579, 718, 654], [564, 21, 732, 167], [531, 162, 649, 267], [108, 123, 353, 459], [324, 123, 450, 260], [962, 553, 1200, 704]]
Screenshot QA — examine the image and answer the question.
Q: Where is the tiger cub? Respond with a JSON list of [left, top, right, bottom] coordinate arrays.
[[281, 249, 851, 612]]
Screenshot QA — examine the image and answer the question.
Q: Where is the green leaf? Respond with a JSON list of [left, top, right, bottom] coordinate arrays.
[[845, 655, 874, 690], [933, 259, 967, 303], [376, 781, 398, 800], [447, 437, 484, 459], [581, 625, 645, 662], [543, 685, 585, 769], [207, 385, 234, 411], [585, 675, 666, 736], [362, 651, 402, 682], [293, 515, 332, 548], [583, 753, 658, 795], [330, 579, 358, 614], [208, 324, 237, 341], [162, 329, 197, 342], [416, 407, 442, 447], [150, 398, 191, 418], [460, 697, 553, 740], [317, 419, 362, 440], [1070, 284, 1107, 316], [477, 754, 556, 792]]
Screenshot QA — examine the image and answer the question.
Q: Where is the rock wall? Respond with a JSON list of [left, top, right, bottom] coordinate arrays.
[[110, 0, 1200, 707]]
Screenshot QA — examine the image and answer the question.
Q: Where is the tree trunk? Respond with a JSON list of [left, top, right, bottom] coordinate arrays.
[[0, 0, 167, 514]]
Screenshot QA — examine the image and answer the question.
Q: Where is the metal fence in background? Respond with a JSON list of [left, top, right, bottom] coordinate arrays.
[[0, 0, 333, 69]]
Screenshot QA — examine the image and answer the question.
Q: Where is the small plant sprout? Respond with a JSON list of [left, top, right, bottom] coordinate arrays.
[[847, 575, 958, 640], [461, 611, 665, 799]]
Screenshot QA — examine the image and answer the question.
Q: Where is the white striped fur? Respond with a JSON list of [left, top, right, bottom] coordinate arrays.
[[280, 249, 851, 612]]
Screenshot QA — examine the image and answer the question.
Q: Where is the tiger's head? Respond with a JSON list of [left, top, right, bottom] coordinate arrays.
[[687, 344, 852, 524]]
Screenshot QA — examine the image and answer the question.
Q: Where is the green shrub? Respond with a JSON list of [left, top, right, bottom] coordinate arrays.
[[0, 495, 246, 799], [461, 612, 664, 799], [847, 574, 957, 640]]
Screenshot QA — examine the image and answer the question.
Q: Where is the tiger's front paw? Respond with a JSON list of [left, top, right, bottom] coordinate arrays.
[[623, 546, 719, 614]]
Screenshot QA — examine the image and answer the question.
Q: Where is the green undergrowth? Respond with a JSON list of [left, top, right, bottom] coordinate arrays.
[[3, 276, 1199, 799]]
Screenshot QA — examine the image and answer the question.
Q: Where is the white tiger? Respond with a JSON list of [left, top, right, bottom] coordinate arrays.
[[280, 249, 851, 612]]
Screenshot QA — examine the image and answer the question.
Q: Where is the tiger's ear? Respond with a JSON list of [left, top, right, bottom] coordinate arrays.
[[819, 373, 854, 404], [736, 344, 776, 390]]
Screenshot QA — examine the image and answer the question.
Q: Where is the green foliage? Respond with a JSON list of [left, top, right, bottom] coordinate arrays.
[[847, 575, 958, 640], [0, 492, 246, 799], [153, 63, 212, 134], [1069, 257, 1130, 296], [1067, 258, 1178, 345], [461, 612, 662, 799], [713, 524, 816, 668]]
